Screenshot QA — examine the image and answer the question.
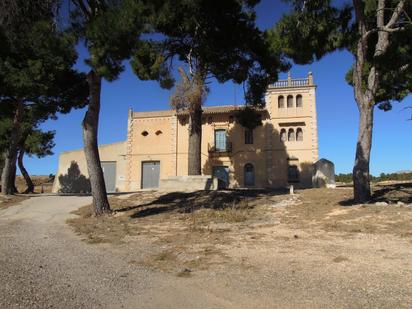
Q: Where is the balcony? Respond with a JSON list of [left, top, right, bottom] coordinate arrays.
[[270, 72, 314, 88], [208, 142, 232, 155]]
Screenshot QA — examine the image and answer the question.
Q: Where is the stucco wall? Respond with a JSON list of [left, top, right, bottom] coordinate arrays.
[[126, 113, 176, 191], [126, 80, 318, 190], [52, 141, 127, 193], [54, 75, 318, 192]]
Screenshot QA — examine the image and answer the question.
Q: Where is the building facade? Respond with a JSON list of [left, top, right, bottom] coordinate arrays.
[[53, 73, 318, 192]]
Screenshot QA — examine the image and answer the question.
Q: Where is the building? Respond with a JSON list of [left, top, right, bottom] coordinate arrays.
[[52, 72, 318, 193]]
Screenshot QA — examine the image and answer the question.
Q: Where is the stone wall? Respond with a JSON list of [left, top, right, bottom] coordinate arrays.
[[159, 176, 216, 191], [312, 158, 336, 188]]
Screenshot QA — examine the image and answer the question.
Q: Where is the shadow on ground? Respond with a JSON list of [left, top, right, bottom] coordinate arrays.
[[338, 182, 412, 206], [112, 189, 288, 219]]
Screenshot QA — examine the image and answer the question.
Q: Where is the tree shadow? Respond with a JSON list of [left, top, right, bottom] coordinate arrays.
[[129, 189, 287, 219], [339, 182, 412, 206], [58, 161, 91, 193], [202, 111, 313, 189]]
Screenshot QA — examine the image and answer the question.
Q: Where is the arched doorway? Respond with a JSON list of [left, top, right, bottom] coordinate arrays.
[[244, 163, 255, 187]]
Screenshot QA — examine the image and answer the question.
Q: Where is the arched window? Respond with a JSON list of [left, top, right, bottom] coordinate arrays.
[[288, 128, 295, 141], [278, 96, 285, 108], [280, 129, 287, 142], [296, 94, 303, 108], [296, 128, 303, 141], [141, 131, 148, 136], [244, 163, 255, 186], [287, 95, 293, 108]]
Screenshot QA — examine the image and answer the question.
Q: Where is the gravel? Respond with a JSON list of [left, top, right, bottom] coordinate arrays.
[[0, 196, 234, 308], [1, 195, 411, 308]]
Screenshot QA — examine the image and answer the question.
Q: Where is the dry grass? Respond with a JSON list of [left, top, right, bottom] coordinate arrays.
[[0, 195, 29, 210], [283, 185, 412, 237], [68, 190, 285, 244], [67, 183, 412, 275], [15, 175, 54, 194]]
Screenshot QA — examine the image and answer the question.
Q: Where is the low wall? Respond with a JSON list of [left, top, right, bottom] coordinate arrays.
[[160, 176, 216, 191]]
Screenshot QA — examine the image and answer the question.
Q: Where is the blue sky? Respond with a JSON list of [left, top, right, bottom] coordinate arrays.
[[24, 0, 411, 176]]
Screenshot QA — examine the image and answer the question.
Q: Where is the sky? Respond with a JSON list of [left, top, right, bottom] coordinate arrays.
[[23, 0, 412, 176]]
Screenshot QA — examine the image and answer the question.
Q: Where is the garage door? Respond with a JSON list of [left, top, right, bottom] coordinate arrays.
[[142, 161, 160, 189], [101, 161, 116, 193]]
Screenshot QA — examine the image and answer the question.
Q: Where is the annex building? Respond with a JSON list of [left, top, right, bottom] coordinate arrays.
[[52, 72, 318, 193]]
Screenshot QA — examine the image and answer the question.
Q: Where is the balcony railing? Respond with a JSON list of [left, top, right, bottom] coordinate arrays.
[[208, 142, 232, 154], [271, 72, 314, 88], [272, 78, 309, 88]]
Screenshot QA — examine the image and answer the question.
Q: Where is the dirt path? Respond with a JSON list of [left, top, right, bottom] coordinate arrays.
[[0, 195, 411, 308], [0, 196, 255, 308]]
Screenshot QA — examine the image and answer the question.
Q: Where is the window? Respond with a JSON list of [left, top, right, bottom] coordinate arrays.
[[214, 129, 227, 151], [245, 129, 253, 144], [288, 165, 299, 182], [287, 95, 293, 108], [278, 96, 285, 108], [296, 94, 303, 108], [288, 128, 295, 141], [296, 128, 303, 141], [244, 163, 255, 186], [280, 129, 287, 142], [141, 131, 148, 136], [155, 130, 163, 135]]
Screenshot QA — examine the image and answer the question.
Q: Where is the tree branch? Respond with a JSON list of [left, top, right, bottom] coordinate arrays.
[[377, 0, 385, 28], [386, 0, 406, 29], [72, 0, 91, 19]]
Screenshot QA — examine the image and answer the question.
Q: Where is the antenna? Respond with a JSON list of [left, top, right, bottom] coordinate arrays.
[[234, 83, 237, 106]]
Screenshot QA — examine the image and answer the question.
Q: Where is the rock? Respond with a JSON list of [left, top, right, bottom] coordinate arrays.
[[375, 201, 388, 206], [312, 158, 336, 188], [397, 201, 405, 206]]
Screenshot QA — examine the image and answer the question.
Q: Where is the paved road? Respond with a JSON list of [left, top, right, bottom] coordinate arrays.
[[0, 196, 246, 309]]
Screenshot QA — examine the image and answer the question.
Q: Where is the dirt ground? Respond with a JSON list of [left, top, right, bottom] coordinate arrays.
[[65, 183, 412, 307], [0, 194, 29, 209], [0, 176, 52, 209]]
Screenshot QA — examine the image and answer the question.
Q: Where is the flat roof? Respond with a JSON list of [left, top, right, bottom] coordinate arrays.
[[132, 105, 266, 119]]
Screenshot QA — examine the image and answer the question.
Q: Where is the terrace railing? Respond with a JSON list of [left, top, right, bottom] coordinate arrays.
[[271, 73, 314, 88]]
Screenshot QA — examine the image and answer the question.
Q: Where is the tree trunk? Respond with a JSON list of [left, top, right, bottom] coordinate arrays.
[[1, 100, 23, 195], [353, 104, 374, 203], [17, 148, 34, 193], [188, 106, 202, 175], [83, 70, 111, 216], [11, 162, 17, 193]]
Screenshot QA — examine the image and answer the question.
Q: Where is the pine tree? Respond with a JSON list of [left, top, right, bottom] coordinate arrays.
[[267, 0, 412, 202], [139, 0, 286, 175], [0, 0, 87, 195]]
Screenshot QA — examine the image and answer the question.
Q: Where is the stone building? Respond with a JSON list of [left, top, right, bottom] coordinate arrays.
[[52, 72, 318, 192]]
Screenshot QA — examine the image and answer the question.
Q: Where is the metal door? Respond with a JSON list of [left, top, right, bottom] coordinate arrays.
[[244, 163, 255, 187], [212, 166, 229, 189], [101, 161, 116, 193], [141, 161, 160, 189]]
